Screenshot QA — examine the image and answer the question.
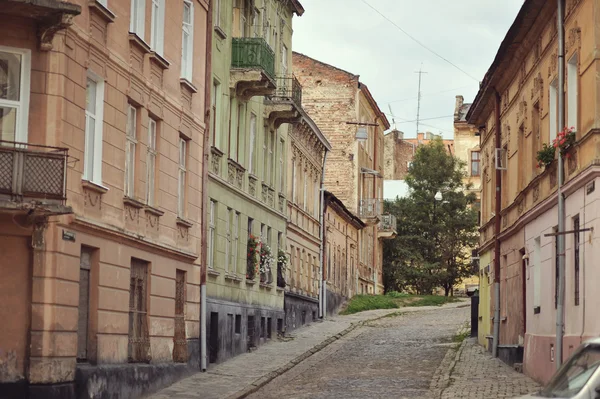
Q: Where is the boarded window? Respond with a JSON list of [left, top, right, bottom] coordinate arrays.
[[173, 270, 188, 362], [128, 259, 151, 363], [77, 247, 93, 362]]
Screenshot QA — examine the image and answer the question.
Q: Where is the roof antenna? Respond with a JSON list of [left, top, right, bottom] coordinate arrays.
[[388, 104, 397, 130], [415, 63, 428, 136]]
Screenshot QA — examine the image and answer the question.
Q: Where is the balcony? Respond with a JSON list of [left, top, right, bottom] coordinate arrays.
[[0, 141, 72, 215], [230, 37, 276, 100], [1, 0, 81, 51], [378, 214, 397, 239], [358, 198, 382, 224], [265, 75, 303, 129]]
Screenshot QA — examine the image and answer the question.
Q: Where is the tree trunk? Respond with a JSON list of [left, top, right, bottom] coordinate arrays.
[[444, 285, 450, 297]]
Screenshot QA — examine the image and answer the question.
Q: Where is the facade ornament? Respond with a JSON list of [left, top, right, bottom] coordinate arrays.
[[38, 12, 76, 51]]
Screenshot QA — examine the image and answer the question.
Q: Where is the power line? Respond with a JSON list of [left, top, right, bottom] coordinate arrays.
[[360, 0, 480, 82], [387, 85, 473, 104], [395, 115, 453, 124]]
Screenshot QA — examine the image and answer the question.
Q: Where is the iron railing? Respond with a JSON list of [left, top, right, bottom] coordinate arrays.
[[231, 37, 275, 80], [358, 198, 382, 219], [378, 214, 397, 232], [0, 141, 68, 203], [269, 75, 302, 107]]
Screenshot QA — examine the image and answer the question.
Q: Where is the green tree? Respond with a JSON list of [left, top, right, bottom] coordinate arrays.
[[383, 138, 478, 296]]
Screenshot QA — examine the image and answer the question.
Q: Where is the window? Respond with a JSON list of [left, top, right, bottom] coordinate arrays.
[[260, 223, 266, 241], [263, 129, 269, 183], [77, 247, 95, 362], [146, 118, 157, 205], [267, 317, 272, 339], [303, 170, 307, 211], [130, 0, 146, 38], [567, 54, 578, 130], [0, 47, 30, 143], [233, 212, 240, 274], [260, 317, 266, 338], [235, 314, 241, 334], [128, 259, 150, 362], [181, 0, 194, 81], [214, 0, 222, 29], [533, 237, 541, 310], [471, 151, 480, 176], [314, 179, 320, 218], [178, 138, 187, 217], [232, 103, 244, 162], [252, 8, 260, 38], [212, 81, 221, 148], [84, 72, 104, 184], [249, 113, 257, 173], [550, 79, 558, 144], [279, 139, 284, 192], [573, 215, 580, 306], [269, 131, 275, 185], [173, 270, 188, 362], [281, 45, 288, 76], [291, 159, 297, 202], [225, 208, 232, 273], [554, 226, 559, 308], [150, 0, 165, 55], [532, 102, 540, 178], [125, 105, 137, 198], [208, 200, 216, 269], [248, 217, 253, 236]]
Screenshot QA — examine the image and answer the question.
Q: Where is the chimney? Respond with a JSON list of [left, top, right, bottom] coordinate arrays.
[[425, 131, 433, 140], [393, 129, 404, 141], [417, 132, 424, 142], [454, 95, 464, 121]]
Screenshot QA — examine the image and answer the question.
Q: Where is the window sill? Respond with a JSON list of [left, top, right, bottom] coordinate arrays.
[[246, 278, 257, 285], [259, 283, 273, 290], [149, 52, 170, 70], [207, 269, 220, 277], [123, 196, 145, 209], [88, 0, 116, 23], [144, 205, 164, 217], [227, 158, 246, 173], [176, 217, 193, 228], [214, 26, 227, 40], [224, 274, 243, 283], [180, 78, 198, 93], [82, 180, 109, 194], [248, 174, 258, 181], [276, 286, 285, 292], [211, 146, 224, 157], [128, 33, 152, 54]]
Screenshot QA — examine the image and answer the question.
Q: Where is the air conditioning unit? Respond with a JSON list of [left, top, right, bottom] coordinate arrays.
[[495, 148, 507, 170]]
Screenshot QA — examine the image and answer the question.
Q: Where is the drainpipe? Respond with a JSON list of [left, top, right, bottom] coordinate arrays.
[[200, 0, 213, 373], [319, 151, 329, 318], [493, 90, 502, 358], [556, 0, 566, 369]]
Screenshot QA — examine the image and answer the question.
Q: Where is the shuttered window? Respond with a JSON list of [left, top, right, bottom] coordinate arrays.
[[128, 259, 151, 362], [173, 270, 188, 362]]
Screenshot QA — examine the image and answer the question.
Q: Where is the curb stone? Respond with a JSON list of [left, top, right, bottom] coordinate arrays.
[[430, 320, 469, 399], [224, 310, 402, 399]]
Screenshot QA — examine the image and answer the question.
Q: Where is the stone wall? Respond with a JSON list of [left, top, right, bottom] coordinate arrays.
[[284, 293, 319, 332]]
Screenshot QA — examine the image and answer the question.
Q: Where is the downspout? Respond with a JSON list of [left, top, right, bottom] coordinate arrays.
[[200, 0, 213, 373], [493, 90, 502, 358], [556, 0, 566, 369], [319, 151, 329, 318]]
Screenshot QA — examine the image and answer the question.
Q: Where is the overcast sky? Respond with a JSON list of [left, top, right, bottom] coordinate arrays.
[[293, 0, 524, 138]]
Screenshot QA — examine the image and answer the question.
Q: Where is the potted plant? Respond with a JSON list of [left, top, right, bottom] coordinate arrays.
[[259, 243, 275, 283], [536, 143, 556, 169], [553, 126, 576, 158], [277, 249, 288, 288], [246, 235, 260, 280]]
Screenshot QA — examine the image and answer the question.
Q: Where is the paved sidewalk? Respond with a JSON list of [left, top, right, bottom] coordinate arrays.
[[147, 301, 468, 399], [440, 338, 540, 399]]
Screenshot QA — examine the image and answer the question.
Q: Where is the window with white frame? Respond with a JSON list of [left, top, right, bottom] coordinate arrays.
[[225, 208, 232, 273], [281, 45, 288, 76], [0, 47, 31, 143], [214, 0, 222, 29], [208, 200, 216, 269], [130, 0, 146, 38], [291, 159, 297, 203], [211, 81, 221, 148], [150, 0, 165, 55], [178, 137, 187, 217], [181, 0, 194, 81], [263, 129, 269, 183], [84, 72, 104, 184], [303, 170, 307, 211], [146, 118, 157, 205], [125, 105, 137, 198], [249, 113, 257, 173], [567, 54, 578, 130], [232, 212, 240, 274], [549, 79, 558, 144], [279, 139, 284, 192]]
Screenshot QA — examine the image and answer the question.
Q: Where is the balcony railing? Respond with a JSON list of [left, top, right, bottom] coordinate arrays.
[[0, 141, 68, 204], [358, 198, 382, 219], [378, 214, 397, 232], [231, 37, 275, 80], [269, 75, 302, 108]]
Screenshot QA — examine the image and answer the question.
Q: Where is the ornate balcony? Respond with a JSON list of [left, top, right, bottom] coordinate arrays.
[[265, 75, 303, 129], [358, 198, 382, 224], [0, 0, 81, 51], [230, 37, 276, 100], [0, 141, 71, 215], [378, 214, 397, 239]]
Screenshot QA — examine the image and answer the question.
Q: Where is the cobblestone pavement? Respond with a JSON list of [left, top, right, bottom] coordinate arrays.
[[147, 302, 467, 399], [440, 338, 540, 399], [249, 306, 469, 399]]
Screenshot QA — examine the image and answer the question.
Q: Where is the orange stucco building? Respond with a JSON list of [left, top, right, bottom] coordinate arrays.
[[0, 1, 209, 397]]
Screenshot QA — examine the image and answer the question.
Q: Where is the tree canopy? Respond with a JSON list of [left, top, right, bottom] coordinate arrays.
[[383, 138, 479, 295]]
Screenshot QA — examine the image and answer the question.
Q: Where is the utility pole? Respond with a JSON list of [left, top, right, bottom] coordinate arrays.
[[415, 64, 427, 136]]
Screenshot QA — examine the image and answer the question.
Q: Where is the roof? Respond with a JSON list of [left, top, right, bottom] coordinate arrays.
[[293, 52, 359, 80], [466, 0, 554, 125], [456, 103, 472, 123], [299, 108, 332, 151], [290, 0, 305, 16], [324, 191, 365, 229]]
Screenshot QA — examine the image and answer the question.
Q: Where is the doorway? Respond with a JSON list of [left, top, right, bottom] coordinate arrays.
[[209, 312, 219, 363]]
